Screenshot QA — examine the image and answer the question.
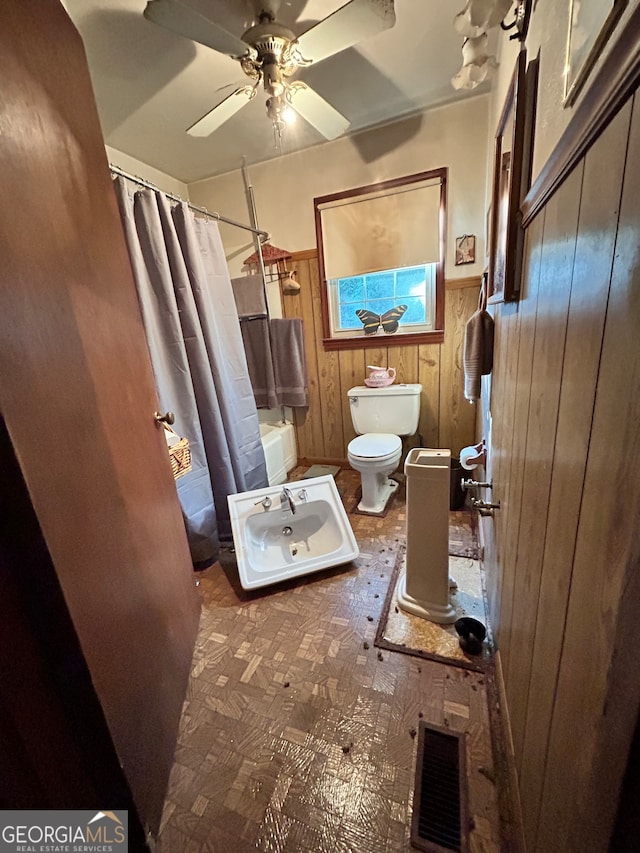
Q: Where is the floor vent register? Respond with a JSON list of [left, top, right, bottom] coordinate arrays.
[[410, 722, 468, 852]]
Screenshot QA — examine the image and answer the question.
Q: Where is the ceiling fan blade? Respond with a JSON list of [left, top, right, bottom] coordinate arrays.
[[295, 0, 395, 65], [144, 0, 256, 59], [287, 83, 350, 140], [187, 87, 255, 137]]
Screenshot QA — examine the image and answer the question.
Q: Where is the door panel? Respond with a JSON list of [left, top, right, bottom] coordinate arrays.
[[0, 0, 199, 835]]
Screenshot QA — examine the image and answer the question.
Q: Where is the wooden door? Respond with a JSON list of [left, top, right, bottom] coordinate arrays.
[[0, 0, 200, 836]]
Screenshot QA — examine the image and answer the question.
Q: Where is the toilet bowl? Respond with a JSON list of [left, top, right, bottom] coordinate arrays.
[[346, 383, 421, 514], [347, 433, 402, 513]]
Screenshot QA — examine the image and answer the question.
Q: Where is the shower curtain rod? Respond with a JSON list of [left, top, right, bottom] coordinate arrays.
[[109, 164, 270, 242]]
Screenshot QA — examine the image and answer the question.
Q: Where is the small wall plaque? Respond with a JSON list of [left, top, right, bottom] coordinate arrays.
[[455, 234, 476, 265]]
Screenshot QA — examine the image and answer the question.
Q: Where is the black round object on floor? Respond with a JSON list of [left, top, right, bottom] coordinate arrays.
[[454, 616, 486, 655]]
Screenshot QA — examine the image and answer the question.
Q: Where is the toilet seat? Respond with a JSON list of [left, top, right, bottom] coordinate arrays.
[[348, 433, 401, 459]]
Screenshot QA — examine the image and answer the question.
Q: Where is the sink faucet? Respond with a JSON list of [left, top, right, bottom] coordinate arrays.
[[280, 486, 295, 515]]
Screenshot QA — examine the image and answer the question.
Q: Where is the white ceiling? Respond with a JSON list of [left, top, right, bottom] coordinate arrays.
[[64, 0, 491, 183]]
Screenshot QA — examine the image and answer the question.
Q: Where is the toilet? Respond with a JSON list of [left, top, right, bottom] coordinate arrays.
[[347, 383, 422, 513]]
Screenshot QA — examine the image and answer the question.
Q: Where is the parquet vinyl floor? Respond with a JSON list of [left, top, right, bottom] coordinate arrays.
[[157, 468, 501, 852]]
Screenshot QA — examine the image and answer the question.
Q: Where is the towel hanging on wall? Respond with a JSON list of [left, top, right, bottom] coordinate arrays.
[[240, 317, 279, 409], [463, 274, 494, 402], [231, 273, 268, 319], [231, 273, 278, 408], [270, 318, 309, 407]]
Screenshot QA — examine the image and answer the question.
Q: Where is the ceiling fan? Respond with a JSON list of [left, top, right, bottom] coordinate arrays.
[[143, 0, 396, 145]]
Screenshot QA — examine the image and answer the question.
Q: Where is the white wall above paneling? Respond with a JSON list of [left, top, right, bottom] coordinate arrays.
[[189, 96, 490, 281], [105, 145, 190, 198]]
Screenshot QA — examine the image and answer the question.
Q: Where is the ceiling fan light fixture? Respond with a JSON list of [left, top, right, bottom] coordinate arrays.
[[281, 105, 297, 125], [240, 12, 296, 51], [144, 0, 394, 144], [266, 94, 287, 148], [262, 59, 285, 97], [266, 94, 284, 120]]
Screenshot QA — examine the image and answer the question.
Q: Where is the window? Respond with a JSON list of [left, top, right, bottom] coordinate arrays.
[[315, 168, 446, 350], [329, 264, 437, 340]]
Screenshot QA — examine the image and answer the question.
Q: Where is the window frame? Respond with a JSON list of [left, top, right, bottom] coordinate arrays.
[[327, 263, 437, 341], [314, 168, 447, 351]]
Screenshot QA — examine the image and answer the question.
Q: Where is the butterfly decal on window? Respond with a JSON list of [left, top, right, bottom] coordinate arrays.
[[355, 305, 408, 335]]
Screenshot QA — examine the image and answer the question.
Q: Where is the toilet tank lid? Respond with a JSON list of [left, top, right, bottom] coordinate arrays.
[[347, 383, 422, 397]]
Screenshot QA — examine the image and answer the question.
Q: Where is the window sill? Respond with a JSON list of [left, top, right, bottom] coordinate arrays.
[[322, 329, 445, 351]]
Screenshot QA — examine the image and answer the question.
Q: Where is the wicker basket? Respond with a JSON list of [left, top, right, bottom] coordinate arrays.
[[163, 423, 192, 481]]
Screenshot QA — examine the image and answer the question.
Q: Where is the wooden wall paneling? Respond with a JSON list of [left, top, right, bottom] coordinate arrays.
[[286, 258, 324, 458], [417, 343, 441, 446], [309, 255, 344, 457], [446, 276, 482, 291], [388, 342, 420, 457], [497, 211, 544, 676], [386, 343, 419, 384], [280, 273, 303, 317], [505, 165, 583, 770], [536, 95, 640, 853], [517, 100, 632, 850], [338, 348, 366, 447], [364, 346, 390, 420], [288, 256, 479, 461], [366, 345, 390, 374], [439, 284, 480, 456]]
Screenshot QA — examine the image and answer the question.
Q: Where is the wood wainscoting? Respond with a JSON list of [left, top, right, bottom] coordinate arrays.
[[480, 93, 640, 852], [281, 250, 479, 464]]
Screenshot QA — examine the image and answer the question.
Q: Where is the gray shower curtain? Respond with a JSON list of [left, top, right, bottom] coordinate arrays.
[[114, 177, 268, 565]]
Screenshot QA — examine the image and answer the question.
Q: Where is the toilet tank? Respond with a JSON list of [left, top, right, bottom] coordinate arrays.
[[348, 384, 422, 436]]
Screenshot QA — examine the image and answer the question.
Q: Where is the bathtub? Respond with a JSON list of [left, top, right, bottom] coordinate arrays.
[[227, 475, 359, 590], [259, 421, 297, 486]]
